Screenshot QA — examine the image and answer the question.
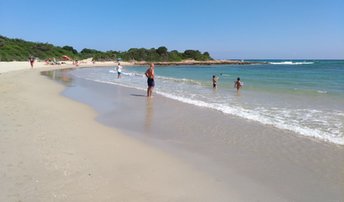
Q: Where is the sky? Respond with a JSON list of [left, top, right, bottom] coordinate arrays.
[[1, 0, 343, 59]]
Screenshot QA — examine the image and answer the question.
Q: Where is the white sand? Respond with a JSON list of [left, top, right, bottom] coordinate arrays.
[[0, 60, 133, 74], [4, 62, 340, 201], [0, 64, 239, 201]]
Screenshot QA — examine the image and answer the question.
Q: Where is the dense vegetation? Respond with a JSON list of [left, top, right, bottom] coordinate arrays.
[[0, 36, 79, 61], [0, 35, 213, 62]]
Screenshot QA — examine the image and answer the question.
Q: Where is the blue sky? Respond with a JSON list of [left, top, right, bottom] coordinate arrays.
[[1, 0, 343, 59]]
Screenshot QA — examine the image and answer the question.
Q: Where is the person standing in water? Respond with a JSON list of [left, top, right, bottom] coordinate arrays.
[[145, 63, 155, 97], [212, 75, 219, 88], [116, 62, 122, 78], [234, 77, 243, 94]]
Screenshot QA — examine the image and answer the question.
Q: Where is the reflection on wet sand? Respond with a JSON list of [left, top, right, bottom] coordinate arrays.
[[144, 98, 154, 133], [41, 69, 73, 86]]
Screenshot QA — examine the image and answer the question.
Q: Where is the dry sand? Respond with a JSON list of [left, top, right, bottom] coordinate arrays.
[[0, 60, 134, 74], [0, 64, 239, 201]]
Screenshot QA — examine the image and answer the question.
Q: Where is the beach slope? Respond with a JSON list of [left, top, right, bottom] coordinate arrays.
[[0, 67, 238, 201]]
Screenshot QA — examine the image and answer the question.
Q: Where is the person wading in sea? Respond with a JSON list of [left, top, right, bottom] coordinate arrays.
[[234, 77, 243, 95], [145, 63, 155, 97], [212, 75, 219, 89]]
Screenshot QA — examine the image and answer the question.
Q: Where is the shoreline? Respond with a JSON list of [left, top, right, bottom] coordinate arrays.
[[1, 63, 343, 201], [0, 61, 126, 74], [0, 59, 257, 74], [0, 65, 240, 201], [53, 67, 343, 201]]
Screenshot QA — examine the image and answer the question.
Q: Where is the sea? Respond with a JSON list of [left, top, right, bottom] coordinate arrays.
[[69, 60, 344, 145]]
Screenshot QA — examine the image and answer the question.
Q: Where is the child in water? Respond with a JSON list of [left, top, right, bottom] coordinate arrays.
[[116, 62, 122, 78], [234, 77, 243, 94], [212, 75, 219, 88]]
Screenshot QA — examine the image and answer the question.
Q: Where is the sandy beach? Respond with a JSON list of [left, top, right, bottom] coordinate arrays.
[[0, 59, 251, 74], [1, 62, 344, 201], [0, 63, 238, 201], [0, 60, 134, 74]]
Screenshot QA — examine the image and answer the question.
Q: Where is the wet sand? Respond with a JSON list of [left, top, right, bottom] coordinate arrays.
[[1, 63, 343, 201], [1, 67, 247, 201], [54, 69, 344, 201]]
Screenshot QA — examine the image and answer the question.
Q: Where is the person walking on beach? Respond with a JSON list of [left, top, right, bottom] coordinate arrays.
[[74, 59, 79, 66], [145, 63, 155, 97], [29, 56, 35, 68], [212, 75, 219, 88], [116, 62, 123, 78], [234, 77, 243, 95]]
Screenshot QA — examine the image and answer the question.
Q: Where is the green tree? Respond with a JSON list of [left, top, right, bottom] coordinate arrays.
[[157, 46, 168, 56], [0, 35, 214, 62], [62, 46, 78, 54], [168, 50, 182, 61]]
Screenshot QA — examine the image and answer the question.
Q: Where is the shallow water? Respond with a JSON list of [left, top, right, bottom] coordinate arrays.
[[69, 60, 344, 145], [41, 68, 344, 201]]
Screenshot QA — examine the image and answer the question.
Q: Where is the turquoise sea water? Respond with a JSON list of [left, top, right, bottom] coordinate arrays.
[[70, 60, 344, 145]]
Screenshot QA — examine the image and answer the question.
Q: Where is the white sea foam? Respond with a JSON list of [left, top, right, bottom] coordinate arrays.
[[109, 70, 143, 77], [157, 76, 202, 85], [317, 90, 328, 94], [70, 68, 344, 146], [157, 91, 344, 145], [269, 61, 314, 65]]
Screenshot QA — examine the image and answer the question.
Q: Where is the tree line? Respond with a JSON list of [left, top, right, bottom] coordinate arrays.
[[0, 35, 213, 62]]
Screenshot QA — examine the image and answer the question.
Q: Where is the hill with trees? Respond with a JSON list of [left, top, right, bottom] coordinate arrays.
[[0, 35, 213, 62]]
